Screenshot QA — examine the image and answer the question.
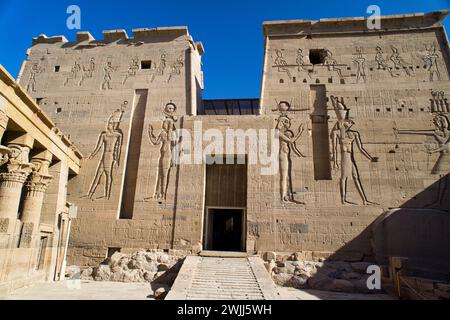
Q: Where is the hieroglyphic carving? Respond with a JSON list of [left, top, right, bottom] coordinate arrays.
[[122, 56, 139, 84], [296, 49, 306, 71], [430, 90, 449, 113], [0, 217, 8, 233], [274, 49, 292, 79], [353, 47, 366, 83], [79, 58, 95, 86], [423, 43, 441, 81], [296, 49, 312, 78], [147, 102, 179, 200], [275, 101, 305, 204], [167, 54, 184, 83], [330, 96, 378, 205], [395, 114, 449, 206], [389, 45, 414, 77], [101, 59, 118, 90], [375, 46, 394, 76], [19, 222, 34, 247], [63, 59, 81, 86], [323, 49, 343, 78], [83, 101, 126, 200], [150, 52, 167, 83], [26, 63, 44, 92]]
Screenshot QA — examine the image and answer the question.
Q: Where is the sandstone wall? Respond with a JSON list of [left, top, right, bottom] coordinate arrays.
[[17, 15, 450, 267]]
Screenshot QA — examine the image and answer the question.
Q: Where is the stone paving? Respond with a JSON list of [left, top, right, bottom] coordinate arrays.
[[277, 287, 396, 300], [0, 279, 395, 300], [1, 280, 153, 300]]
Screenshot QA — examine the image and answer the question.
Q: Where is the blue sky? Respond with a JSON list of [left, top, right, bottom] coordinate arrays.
[[0, 0, 449, 99]]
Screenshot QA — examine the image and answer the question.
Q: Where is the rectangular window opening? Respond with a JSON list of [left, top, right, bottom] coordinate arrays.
[[309, 49, 325, 65], [140, 60, 152, 69]]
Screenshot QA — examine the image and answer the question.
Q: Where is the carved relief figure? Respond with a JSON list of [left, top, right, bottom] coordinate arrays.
[[274, 49, 292, 79], [330, 97, 378, 205], [63, 60, 81, 86], [353, 47, 366, 83], [430, 90, 449, 113], [423, 43, 441, 81], [147, 103, 179, 200], [323, 49, 343, 78], [275, 101, 305, 204], [167, 54, 184, 83], [101, 60, 118, 90], [79, 58, 95, 86], [395, 114, 450, 206], [122, 56, 139, 84], [375, 46, 394, 76], [296, 49, 312, 78], [389, 45, 414, 77], [26, 63, 44, 92], [83, 101, 126, 200], [151, 52, 167, 83]]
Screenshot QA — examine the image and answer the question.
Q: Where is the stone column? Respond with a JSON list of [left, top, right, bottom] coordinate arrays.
[[19, 150, 53, 248], [0, 134, 34, 248]]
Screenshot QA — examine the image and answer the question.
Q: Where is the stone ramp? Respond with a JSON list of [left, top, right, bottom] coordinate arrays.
[[165, 255, 281, 300]]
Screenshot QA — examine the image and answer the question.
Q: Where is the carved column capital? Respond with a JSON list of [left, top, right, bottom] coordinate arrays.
[[0, 170, 30, 188], [24, 172, 53, 196], [3, 144, 33, 173]]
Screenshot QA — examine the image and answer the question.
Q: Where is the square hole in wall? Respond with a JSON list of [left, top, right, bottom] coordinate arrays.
[[56, 107, 62, 113], [140, 60, 152, 69], [309, 49, 325, 65], [54, 66, 60, 72]]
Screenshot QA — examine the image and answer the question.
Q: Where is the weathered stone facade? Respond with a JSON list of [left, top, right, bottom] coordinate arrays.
[[0, 65, 82, 295], [16, 11, 450, 282]]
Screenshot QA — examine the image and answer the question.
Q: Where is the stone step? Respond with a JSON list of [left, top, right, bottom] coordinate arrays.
[[165, 255, 282, 300]]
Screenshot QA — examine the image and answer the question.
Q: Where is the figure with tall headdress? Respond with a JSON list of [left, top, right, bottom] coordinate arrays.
[[330, 96, 378, 205], [83, 102, 126, 200]]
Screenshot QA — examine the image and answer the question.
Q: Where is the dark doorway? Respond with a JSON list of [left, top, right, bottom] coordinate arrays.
[[206, 208, 244, 252]]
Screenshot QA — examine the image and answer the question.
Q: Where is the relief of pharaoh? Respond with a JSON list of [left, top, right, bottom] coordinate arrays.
[[330, 96, 378, 205], [83, 101, 126, 200]]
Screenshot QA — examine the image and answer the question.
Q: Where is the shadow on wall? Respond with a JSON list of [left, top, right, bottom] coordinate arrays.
[[303, 173, 450, 293]]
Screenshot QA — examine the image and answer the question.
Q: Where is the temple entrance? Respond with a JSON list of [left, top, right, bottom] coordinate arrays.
[[205, 208, 245, 251], [203, 156, 247, 252]]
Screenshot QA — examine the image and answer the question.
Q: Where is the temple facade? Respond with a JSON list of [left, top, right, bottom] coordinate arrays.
[[14, 11, 450, 280]]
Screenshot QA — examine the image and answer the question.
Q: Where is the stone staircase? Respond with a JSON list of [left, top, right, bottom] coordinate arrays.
[[165, 253, 281, 300]]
